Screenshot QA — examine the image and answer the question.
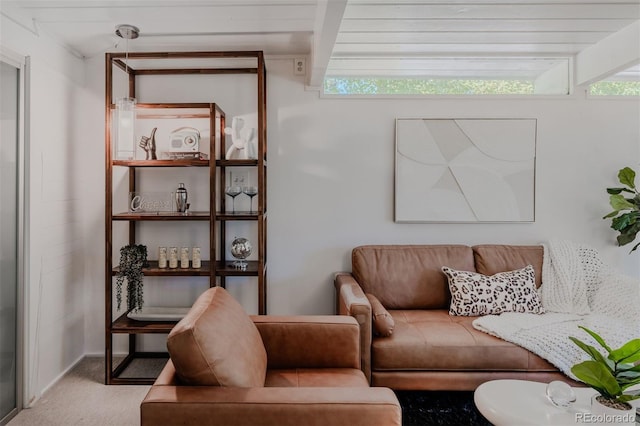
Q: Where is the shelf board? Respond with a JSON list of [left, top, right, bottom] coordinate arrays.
[[111, 312, 178, 333], [216, 159, 258, 167], [216, 260, 260, 276], [110, 352, 169, 385], [113, 211, 210, 221], [113, 159, 209, 167], [216, 211, 261, 220], [112, 260, 212, 276], [111, 260, 263, 276]]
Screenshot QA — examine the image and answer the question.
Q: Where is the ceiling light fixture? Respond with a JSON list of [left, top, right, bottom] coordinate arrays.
[[115, 24, 139, 40], [113, 24, 140, 160]]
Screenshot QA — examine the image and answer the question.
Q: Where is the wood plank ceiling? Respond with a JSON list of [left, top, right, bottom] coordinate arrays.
[[328, 1, 640, 84], [1, 0, 639, 87]]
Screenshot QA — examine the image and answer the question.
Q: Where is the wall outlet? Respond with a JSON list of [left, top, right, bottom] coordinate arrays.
[[230, 171, 248, 186], [294, 58, 305, 76]]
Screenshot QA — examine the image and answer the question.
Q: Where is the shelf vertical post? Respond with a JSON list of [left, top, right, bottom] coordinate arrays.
[[105, 52, 114, 385]]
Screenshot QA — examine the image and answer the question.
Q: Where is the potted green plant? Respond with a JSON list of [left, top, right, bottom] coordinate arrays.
[[569, 326, 640, 416], [115, 244, 148, 313], [603, 166, 640, 253]]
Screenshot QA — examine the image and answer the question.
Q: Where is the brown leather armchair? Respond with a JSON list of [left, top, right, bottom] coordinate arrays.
[[140, 287, 401, 426]]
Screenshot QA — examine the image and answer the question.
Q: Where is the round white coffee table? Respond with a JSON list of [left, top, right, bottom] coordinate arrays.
[[474, 379, 638, 426]]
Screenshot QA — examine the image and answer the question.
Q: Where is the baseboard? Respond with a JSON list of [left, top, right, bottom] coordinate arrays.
[[29, 353, 85, 407], [84, 352, 131, 357]]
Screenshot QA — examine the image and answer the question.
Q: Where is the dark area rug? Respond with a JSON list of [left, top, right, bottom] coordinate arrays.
[[396, 391, 493, 426]]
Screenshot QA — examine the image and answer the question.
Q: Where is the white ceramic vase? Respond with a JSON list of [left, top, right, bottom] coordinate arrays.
[[590, 394, 635, 426]]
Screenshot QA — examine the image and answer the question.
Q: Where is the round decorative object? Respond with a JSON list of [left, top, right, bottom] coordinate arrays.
[[231, 237, 252, 270], [545, 381, 576, 408]]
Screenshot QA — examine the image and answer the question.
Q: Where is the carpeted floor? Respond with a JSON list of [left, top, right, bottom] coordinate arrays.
[[8, 357, 492, 426], [7, 356, 150, 426]]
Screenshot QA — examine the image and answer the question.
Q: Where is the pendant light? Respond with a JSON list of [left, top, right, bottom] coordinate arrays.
[[114, 24, 139, 160]]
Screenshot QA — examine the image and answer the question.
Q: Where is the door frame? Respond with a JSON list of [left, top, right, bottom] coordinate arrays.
[[0, 47, 29, 425]]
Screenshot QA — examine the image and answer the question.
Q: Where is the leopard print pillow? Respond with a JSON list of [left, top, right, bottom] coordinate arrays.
[[442, 265, 544, 316]]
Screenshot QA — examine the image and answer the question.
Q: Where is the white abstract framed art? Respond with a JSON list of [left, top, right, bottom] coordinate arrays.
[[395, 118, 536, 223]]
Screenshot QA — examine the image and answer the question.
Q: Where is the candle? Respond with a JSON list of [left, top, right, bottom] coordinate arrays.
[[169, 247, 178, 268], [158, 247, 167, 268], [180, 247, 190, 269], [192, 247, 201, 269]]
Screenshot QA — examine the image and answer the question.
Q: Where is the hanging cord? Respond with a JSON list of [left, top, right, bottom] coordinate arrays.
[[125, 36, 129, 76]]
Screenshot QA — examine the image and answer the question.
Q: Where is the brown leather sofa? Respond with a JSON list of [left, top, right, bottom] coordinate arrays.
[[140, 287, 401, 426], [335, 244, 579, 391]]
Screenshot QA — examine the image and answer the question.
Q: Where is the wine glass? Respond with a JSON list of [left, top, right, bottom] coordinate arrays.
[[225, 185, 242, 213], [243, 186, 258, 213]]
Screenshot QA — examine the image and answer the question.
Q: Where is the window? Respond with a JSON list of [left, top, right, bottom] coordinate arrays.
[[589, 64, 640, 96], [323, 57, 569, 96], [324, 77, 534, 95]]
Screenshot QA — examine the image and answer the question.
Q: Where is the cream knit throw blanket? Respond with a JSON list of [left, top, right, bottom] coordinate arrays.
[[473, 240, 640, 380]]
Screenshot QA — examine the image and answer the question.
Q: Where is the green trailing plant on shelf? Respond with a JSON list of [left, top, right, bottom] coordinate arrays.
[[569, 326, 640, 411], [116, 244, 148, 313], [603, 166, 640, 253]]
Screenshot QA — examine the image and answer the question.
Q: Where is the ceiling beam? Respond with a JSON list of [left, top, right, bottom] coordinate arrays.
[[308, 0, 347, 88], [533, 61, 571, 95], [575, 20, 640, 86]]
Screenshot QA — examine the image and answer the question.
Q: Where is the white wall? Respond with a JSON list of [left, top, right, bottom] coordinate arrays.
[[81, 56, 639, 357], [2, 12, 636, 401], [264, 59, 640, 315], [1, 17, 87, 405]]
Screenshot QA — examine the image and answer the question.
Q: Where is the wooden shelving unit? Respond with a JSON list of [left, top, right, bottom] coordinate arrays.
[[105, 51, 267, 385]]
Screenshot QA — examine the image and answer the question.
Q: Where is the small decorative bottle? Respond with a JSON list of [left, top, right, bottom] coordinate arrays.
[[169, 247, 178, 268], [180, 247, 190, 269], [192, 247, 201, 269], [175, 183, 188, 213], [158, 247, 167, 269]]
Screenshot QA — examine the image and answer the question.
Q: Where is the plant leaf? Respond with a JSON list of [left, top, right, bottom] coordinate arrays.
[[569, 336, 609, 363], [618, 393, 640, 403], [609, 339, 640, 364], [611, 213, 637, 231], [603, 211, 620, 219], [578, 326, 613, 353], [617, 222, 640, 246], [569, 336, 616, 374], [619, 363, 640, 373], [610, 194, 636, 211], [619, 376, 640, 391], [618, 167, 637, 189], [617, 369, 640, 380], [607, 187, 635, 195], [572, 361, 621, 398], [630, 240, 640, 253]]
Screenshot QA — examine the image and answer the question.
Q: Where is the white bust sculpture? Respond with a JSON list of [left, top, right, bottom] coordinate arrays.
[[224, 117, 256, 160]]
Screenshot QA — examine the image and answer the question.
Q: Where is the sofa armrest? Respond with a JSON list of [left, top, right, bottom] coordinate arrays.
[[250, 315, 360, 369], [141, 384, 401, 426], [334, 272, 372, 382]]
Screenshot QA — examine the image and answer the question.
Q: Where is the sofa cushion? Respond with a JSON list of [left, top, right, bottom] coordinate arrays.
[[366, 294, 395, 337], [443, 265, 544, 316], [167, 287, 267, 387], [352, 245, 475, 309], [473, 245, 544, 288], [371, 310, 556, 372], [265, 368, 369, 387]]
